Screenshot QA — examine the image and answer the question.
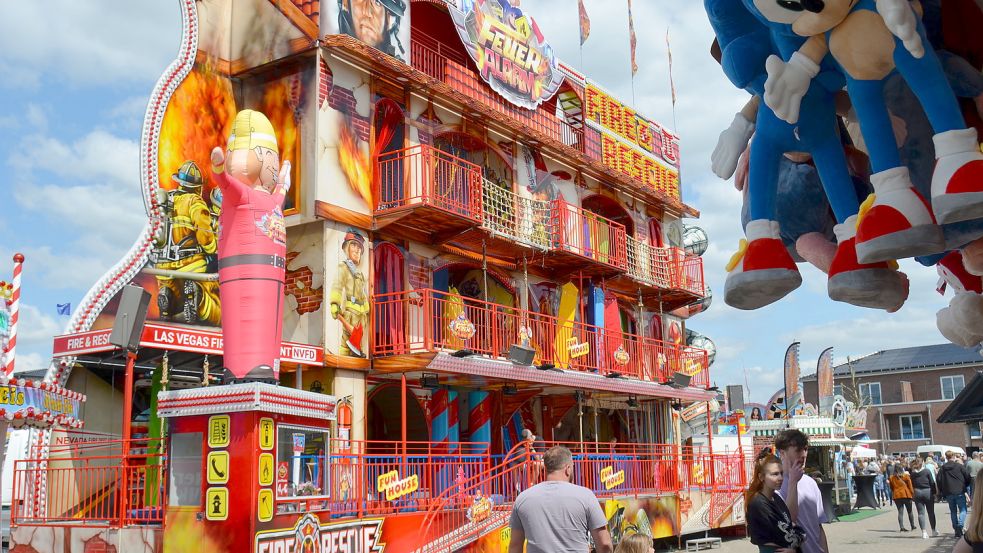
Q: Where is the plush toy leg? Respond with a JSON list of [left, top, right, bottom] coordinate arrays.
[[855, 167, 944, 263], [937, 293, 983, 347], [827, 215, 908, 311], [724, 219, 801, 310], [931, 129, 983, 224]]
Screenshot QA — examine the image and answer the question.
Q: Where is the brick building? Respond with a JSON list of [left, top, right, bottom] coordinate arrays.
[[801, 343, 983, 456]]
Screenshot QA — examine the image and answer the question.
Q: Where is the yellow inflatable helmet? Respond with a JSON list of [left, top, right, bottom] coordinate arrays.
[[227, 109, 278, 155]]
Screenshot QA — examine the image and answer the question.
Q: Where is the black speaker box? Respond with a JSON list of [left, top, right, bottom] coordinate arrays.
[[508, 344, 536, 366], [672, 372, 692, 388], [110, 285, 151, 351], [727, 384, 745, 412]]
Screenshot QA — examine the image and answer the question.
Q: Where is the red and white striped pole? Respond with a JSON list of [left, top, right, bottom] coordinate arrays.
[[3, 253, 24, 376]]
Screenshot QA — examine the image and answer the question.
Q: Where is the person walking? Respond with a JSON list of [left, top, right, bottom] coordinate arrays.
[[889, 460, 916, 532], [775, 429, 827, 553], [939, 450, 973, 538], [747, 453, 804, 553], [910, 457, 940, 538], [967, 452, 983, 497], [508, 446, 613, 553], [884, 460, 896, 504], [845, 459, 856, 500], [614, 534, 655, 553], [952, 473, 983, 553]]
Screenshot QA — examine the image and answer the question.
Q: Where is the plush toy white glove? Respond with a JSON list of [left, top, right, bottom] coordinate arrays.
[[711, 113, 755, 179], [876, 0, 925, 59], [764, 53, 819, 125], [937, 293, 983, 347]]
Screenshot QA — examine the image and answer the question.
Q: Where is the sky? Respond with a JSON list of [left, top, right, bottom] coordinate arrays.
[[0, 0, 957, 404]]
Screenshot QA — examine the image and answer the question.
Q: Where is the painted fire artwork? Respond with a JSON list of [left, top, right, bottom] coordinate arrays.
[[337, 117, 374, 208]]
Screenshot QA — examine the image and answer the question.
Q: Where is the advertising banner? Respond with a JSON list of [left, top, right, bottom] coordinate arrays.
[[816, 347, 834, 415], [584, 81, 680, 199], [449, 0, 564, 109], [784, 342, 801, 417], [0, 384, 82, 420]]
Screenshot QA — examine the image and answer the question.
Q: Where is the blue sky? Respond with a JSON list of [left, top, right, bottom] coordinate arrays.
[[0, 1, 953, 403]]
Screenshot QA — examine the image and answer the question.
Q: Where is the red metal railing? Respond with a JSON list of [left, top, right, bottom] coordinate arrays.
[[12, 440, 166, 528], [410, 35, 586, 153], [551, 199, 628, 270], [481, 182, 552, 250], [626, 236, 675, 289], [372, 288, 710, 386], [375, 144, 483, 221], [677, 249, 707, 296], [415, 442, 748, 552]]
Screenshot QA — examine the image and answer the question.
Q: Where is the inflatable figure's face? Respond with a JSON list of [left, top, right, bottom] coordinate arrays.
[[750, 0, 857, 35], [225, 146, 281, 193]]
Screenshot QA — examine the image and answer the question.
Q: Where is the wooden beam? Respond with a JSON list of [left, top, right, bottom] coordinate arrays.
[[315, 201, 374, 229], [268, 0, 319, 40], [372, 353, 438, 373]]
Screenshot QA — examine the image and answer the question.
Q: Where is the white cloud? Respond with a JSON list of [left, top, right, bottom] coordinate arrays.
[[0, 1, 179, 88], [11, 352, 47, 375], [15, 303, 64, 348]]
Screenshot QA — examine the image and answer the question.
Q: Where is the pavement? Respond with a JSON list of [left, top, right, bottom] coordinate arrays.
[[705, 500, 968, 553]]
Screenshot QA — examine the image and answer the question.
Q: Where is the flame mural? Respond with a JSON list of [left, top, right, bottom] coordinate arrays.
[[337, 118, 374, 208]]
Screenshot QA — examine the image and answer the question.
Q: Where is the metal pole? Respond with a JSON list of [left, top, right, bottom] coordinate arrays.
[[401, 373, 408, 457]]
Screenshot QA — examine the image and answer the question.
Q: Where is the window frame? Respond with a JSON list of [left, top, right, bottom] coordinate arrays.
[[859, 382, 882, 405], [940, 375, 966, 401], [275, 423, 331, 503], [899, 414, 925, 440]]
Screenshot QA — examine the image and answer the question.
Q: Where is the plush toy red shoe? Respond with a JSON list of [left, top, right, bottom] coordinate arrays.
[[724, 219, 801, 310], [936, 251, 983, 347], [855, 167, 944, 264], [827, 215, 908, 311], [932, 129, 983, 224]]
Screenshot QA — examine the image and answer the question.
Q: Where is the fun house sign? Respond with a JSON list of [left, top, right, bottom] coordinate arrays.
[[450, 0, 564, 109]]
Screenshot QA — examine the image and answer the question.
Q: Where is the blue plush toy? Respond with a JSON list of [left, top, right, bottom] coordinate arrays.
[[706, 0, 907, 310], [753, 0, 983, 265]]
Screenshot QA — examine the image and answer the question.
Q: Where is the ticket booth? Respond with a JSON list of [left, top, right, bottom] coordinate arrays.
[[157, 383, 338, 553]]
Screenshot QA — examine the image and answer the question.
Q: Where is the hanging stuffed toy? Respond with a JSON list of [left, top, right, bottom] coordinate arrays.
[[211, 109, 291, 382], [706, 0, 907, 310], [936, 251, 983, 347], [754, 0, 983, 265]]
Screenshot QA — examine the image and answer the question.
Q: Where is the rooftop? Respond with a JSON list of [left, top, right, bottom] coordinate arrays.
[[801, 343, 983, 381]]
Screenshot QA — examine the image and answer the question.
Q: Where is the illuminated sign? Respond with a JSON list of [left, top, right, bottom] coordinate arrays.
[[585, 81, 681, 199], [0, 385, 82, 419], [255, 514, 384, 553], [600, 466, 625, 490], [450, 0, 564, 109], [376, 470, 419, 501]]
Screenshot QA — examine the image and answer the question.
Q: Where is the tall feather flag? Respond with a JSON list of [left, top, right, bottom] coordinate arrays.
[[627, 0, 638, 75], [816, 347, 834, 415], [783, 342, 801, 419], [666, 28, 677, 106], [578, 0, 591, 45]]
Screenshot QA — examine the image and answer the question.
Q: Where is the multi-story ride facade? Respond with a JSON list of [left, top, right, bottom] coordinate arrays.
[[13, 1, 743, 551]]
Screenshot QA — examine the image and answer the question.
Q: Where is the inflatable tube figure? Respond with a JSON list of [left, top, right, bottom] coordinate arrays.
[[210, 109, 291, 382]]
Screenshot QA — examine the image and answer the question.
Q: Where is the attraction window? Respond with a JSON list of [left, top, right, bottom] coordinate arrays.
[[859, 382, 882, 405], [941, 375, 965, 400], [899, 415, 925, 440], [276, 424, 330, 507], [168, 432, 203, 507], [833, 384, 844, 397]]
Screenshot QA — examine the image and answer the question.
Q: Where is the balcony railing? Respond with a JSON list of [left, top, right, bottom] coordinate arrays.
[[626, 236, 675, 289], [375, 144, 483, 221], [551, 200, 628, 270], [410, 35, 586, 153], [678, 250, 707, 296], [372, 288, 709, 386], [481, 181, 551, 250]]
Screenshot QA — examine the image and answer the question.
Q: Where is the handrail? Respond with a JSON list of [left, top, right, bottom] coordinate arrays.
[[551, 199, 628, 269], [375, 143, 484, 221], [372, 288, 711, 386], [480, 180, 551, 251]]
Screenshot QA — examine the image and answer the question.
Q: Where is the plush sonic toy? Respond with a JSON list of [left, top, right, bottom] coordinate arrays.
[[706, 0, 907, 310], [754, 0, 983, 265]]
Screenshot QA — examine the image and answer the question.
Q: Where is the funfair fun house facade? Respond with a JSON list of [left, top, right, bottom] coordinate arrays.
[[12, 1, 740, 551]]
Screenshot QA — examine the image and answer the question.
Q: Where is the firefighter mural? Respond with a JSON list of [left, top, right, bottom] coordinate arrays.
[[329, 228, 369, 357], [152, 160, 222, 326], [211, 109, 291, 382]]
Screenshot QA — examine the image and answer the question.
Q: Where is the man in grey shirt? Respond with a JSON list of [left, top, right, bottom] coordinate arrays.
[[966, 452, 983, 496], [508, 446, 614, 553]]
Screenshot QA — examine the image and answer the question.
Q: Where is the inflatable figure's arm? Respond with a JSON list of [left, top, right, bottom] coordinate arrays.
[[712, 96, 758, 180], [274, 160, 291, 208], [210, 147, 246, 204], [876, 0, 925, 58], [763, 35, 827, 124]]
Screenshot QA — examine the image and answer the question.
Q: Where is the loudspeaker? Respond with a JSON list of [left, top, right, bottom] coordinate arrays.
[[727, 384, 745, 412], [508, 344, 536, 366], [110, 285, 151, 351], [672, 372, 692, 388]]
